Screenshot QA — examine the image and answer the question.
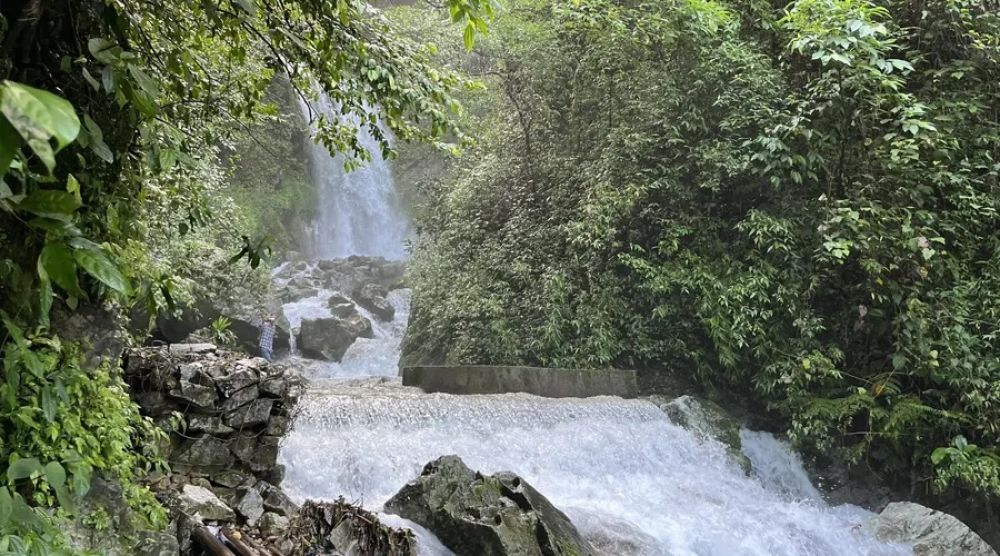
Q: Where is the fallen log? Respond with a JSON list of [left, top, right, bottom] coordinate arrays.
[[193, 526, 237, 556], [221, 527, 262, 556]]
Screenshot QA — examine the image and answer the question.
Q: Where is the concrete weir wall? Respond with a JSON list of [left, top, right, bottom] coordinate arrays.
[[402, 365, 639, 399]]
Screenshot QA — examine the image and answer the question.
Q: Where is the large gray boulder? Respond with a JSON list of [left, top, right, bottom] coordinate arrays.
[[353, 283, 395, 321], [647, 395, 751, 474], [298, 313, 373, 361], [869, 502, 997, 556], [177, 484, 236, 522], [385, 455, 594, 556]]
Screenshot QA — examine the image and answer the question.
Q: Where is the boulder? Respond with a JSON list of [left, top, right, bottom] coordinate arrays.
[[174, 436, 231, 468], [169, 377, 218, 409], [298, 313, 373, 362], [353, 283, 395, 321], [211, 470, 255, 490], [187, 415, 234, 436], [260, 482, 299, 517], [235, 486, 265, 526], [648, 395, 751, 474], [215, 368, 259, 397], [229, 434, 280, 473], [221, 385, 260, 412], [869, 502, 997, 556], [326, 293, 357, 318], [224, 399, 274, 428], [385, 455, 594, 556], [177, 485, 235, 522], [259, 512, 289, 538]]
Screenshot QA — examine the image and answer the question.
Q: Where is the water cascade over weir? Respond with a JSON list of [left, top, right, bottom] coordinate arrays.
[[278, 95, 912, 555]]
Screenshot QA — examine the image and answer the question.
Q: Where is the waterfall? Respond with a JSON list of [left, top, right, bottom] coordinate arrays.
[[277, 103, 911, 555], [299, 94, 411, 260]]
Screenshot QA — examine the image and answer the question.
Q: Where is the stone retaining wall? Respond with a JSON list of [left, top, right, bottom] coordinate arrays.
[[125, 344, 303, 485], [402, 365, 638, 398]]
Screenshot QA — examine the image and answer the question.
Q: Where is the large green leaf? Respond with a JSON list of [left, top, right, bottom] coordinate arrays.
[[16, 190, 82, 219], [0, 487, 12, 527], [0, 116, 18, 178], [73, 247, 129, 294], [0, 81, 80, 173], [7, 458, 43, 481], [40, 242, 83, 298]]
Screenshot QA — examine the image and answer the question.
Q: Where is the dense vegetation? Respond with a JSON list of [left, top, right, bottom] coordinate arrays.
[[402, 0, 1000, 529], [0, 0, 488, 552]]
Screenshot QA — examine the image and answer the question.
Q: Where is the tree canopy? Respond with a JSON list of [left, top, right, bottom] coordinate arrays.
[[401, 0, 1000, 536]]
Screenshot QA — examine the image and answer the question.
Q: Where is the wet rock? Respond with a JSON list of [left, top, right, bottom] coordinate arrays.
[[134, 391, 172, 416], [221, 385, 260, 412], [169, 379, 218, 409], [211, 470, 255, 490], [265, 415, 291, 436], [299, 313, 373, 362], [224, 399, 274, 428], [175, 436, 232, 468], [385, 455, 594, 556], [258, 511, 289, 538], [326, 293, 357, 318], [260, 482, 298, 517], [648, 395, 751, 474], [177, 484, 235, 522], [229, 434, 280, 473], [187, 415, 234, 436], [260, 375, 292, 398], [236, 486, 265, 526], [869, 502, 997, 556], [216, 368, 259, 397], [353, 283, 395, 321]]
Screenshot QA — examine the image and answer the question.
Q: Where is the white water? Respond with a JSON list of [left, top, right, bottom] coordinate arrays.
[[299, 94, 411, 260], [278, 107, 910, 555], [276, 292, 909, 555]]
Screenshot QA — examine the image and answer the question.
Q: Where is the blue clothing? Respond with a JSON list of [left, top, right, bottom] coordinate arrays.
[[259, 322, 276, 361]]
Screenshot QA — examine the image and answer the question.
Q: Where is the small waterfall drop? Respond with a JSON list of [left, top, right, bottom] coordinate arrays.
[[300, 95, 410, 260]]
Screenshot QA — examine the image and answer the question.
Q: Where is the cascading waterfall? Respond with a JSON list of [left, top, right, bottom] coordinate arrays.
[[278, 98, 912, 555], [299, 94, 411, 260]]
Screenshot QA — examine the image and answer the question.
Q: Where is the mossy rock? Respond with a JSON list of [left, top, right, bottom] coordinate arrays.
[[385, 455, 594, 556]]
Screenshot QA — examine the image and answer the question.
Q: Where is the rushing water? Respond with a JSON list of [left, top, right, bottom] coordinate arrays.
[[276, 291, 910, 556], [299, 94, 410, 260], [278, 109, 910, 555]]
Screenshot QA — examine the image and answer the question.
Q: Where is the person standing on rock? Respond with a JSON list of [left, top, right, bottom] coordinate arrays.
[[259, 317, 276, 362]]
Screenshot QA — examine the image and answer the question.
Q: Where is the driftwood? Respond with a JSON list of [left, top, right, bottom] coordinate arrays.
[[193, 526, 236, 556], [282, 498, 417, 556], [221, 527, 281, 556]]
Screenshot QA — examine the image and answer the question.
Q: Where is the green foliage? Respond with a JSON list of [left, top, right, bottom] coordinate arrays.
[[0, 318, 166, 554], [209, 316, 238, 348], [404, 0, 1000, 508], [1, 0, 492, 551]]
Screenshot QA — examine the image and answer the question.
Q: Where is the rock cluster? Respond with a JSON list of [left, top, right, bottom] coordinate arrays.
[[273, 256, 406, 304], [385, 455, 594, 556], [126, 344, 302, 486], [277, 256, 406, 363]]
